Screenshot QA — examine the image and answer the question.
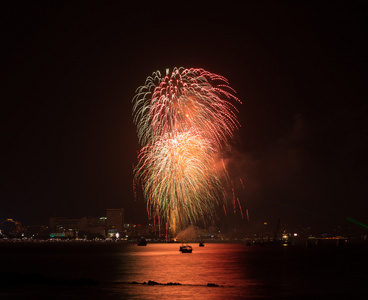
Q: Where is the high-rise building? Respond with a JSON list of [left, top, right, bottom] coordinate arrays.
[[49, 216, 107, 238], [106, 208, 124, 232], [49, 217, 88, 232]]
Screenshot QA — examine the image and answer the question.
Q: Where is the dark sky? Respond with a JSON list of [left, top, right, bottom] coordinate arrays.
[[2, 1, 367, 231]]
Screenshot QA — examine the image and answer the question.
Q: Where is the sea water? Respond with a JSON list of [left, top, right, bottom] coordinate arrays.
[[0, 241, 367, 299]]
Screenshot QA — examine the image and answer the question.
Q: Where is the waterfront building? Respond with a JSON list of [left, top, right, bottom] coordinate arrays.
[[106, 208, 124, 232]]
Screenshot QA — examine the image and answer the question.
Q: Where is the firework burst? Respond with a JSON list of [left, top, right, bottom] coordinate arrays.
[[132, 67, 241, 234]]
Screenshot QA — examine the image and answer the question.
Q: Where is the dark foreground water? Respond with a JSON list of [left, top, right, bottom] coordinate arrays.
[[0, 241, 367, 299]]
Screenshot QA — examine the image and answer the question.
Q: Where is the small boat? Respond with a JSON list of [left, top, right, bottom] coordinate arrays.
[[199, 242, 204, 247], [137, 238, 147, 246], [180, 245, 193, 253]]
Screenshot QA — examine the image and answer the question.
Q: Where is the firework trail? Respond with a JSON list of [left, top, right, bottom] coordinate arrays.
[[132, 67, 241, 234]]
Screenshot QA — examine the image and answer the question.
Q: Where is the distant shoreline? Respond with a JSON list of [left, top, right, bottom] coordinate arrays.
[[1, 237, 367, 246]]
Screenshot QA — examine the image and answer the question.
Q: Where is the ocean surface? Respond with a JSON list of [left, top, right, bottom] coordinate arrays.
[[0, 240, 367, 299]]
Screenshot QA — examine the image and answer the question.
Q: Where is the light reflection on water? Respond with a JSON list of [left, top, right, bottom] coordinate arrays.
[[1, 241, 367, 299], [111, 243, 259, 299]]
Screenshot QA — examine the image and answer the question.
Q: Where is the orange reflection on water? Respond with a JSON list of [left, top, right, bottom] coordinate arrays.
[[114, 243, 259, 299]]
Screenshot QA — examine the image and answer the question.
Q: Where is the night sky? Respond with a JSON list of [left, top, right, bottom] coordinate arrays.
[[2, 2, 367, 231]]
